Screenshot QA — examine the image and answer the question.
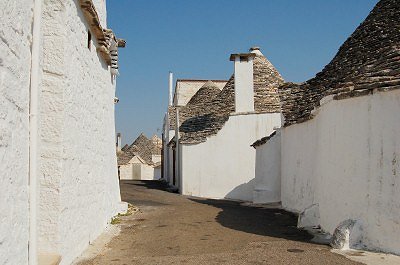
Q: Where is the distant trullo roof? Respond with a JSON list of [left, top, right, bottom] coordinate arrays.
[[117, 133, 161, 165], [174, 47, 284, 144], [279, 0, 400, 127]]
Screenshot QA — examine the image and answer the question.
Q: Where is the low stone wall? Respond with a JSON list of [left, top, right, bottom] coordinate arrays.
[[281, 90, 400, 254], [253, 132, 281, 204]]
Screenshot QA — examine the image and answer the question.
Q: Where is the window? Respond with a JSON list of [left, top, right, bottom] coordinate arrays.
[[87, 30, 92, 50]]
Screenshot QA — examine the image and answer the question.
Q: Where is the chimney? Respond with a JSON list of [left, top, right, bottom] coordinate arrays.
[[169, 71, 173, 106], [230, 49, 256, 113], [116, 133, 121, 152]]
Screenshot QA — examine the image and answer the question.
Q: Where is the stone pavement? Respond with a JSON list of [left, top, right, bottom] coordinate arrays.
[[76, 180, 361, 265]]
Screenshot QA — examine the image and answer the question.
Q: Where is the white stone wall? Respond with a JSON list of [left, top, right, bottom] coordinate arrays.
[[120, 162, 160, 181], [152, 154, 161, 163], [181, 113, 281, 201], [140, 164, 156, 180], [120, 164, 133, 180], [253, 132, 281, 204], [38, 1, 123, 264], [92, 0, 107, 27], [281, 90, 400, 254], [0, 1, 33, 264]]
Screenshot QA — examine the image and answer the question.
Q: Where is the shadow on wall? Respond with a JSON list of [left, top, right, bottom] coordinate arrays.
[[225, 178, 257, 201], [189, 197, 313, 242]]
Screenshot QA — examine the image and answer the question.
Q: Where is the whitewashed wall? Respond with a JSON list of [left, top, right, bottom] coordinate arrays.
[[281, 90, 400, 254], [0, 1, 33, 264], [38, 1, 123, 264], [253, 132, 281, 204], [181, 113, 281, 201], [140, 164, 156, 180], [92, 0, 107, 27], [120, 161, 160, 180], [152, 154, 161, 163], [119, 164, 133, 180]]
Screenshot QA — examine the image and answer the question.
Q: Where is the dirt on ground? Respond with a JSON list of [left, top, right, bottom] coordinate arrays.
[[76, 180, 361, 265]]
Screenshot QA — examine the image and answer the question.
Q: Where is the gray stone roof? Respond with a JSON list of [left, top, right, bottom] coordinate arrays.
[[121, 144, 129, 151], [187, 81, 221, 105], [174, 50, 284, 145], [251, 131, 277, 148], [117, 133, 161, 165], [279, 0, 400, 127]]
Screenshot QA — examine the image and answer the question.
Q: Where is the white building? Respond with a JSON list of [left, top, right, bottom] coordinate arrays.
[[163, 47, 284, 201], [1, 1, 126, 264], [253, 0, 400, 255], [162, 79, 228, 186], [118, 134, 162, 180]]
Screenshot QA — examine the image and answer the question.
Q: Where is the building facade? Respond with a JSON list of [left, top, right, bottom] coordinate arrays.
[[1, 1, 126, 264], [163, 47, 284, 201]]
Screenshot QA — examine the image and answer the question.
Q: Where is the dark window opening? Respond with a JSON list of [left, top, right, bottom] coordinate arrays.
[[87, 30, 92, 50]]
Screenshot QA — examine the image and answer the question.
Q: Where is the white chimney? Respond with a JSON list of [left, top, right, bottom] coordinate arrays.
[[230, 51, 256, 113], [116, 133, 121, 152], [169, 71, 173, 106]]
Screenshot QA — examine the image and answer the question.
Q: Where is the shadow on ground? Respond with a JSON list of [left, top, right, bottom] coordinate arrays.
[[190, 198, 314, 243], [122, 180, 169, 191]]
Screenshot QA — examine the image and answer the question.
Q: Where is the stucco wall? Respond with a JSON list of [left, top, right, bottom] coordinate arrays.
[[0, 1, 33, 264], [281, 90, 400, 254], [92, 0, 107, 27], [181, 113, 281, 201], [140, 164, 156, 180], [253, 132, 281, 204], [119, 164, 133, 180], [39, 1, 123, 264], [120, 162, 159, 181]]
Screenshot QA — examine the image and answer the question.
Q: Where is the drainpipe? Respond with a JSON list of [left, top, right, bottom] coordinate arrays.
[[175, 108, 180, 190], [163, 112, 169, 182], [29, 0, 42, 264]]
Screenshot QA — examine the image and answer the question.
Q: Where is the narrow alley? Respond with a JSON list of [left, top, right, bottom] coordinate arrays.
[[77, 181, 361, 265]]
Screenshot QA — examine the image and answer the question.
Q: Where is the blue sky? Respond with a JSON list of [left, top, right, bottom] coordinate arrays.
[[107, 0, 378, 145]]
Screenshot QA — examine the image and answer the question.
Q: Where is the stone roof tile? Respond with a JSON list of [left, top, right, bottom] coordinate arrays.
[[279, 0, 400, 127]]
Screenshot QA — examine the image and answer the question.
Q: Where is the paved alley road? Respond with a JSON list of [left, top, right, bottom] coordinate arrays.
[[78, 180, 361, 265]]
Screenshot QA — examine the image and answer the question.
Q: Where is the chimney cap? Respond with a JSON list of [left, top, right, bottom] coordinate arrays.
[[249, 46, 260, 51], [249, 46, 264, 56], [229, 53, 256, 61]]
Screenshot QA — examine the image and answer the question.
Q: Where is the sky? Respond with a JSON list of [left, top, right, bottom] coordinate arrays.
[[106, 0, 378, 145]]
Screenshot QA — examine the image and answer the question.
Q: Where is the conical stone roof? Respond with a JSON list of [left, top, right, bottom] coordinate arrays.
[[117, 133, 161, 165], [279, 0, 400, 126], [187, 81, 221, 106], [177, 49, 284, 144]]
